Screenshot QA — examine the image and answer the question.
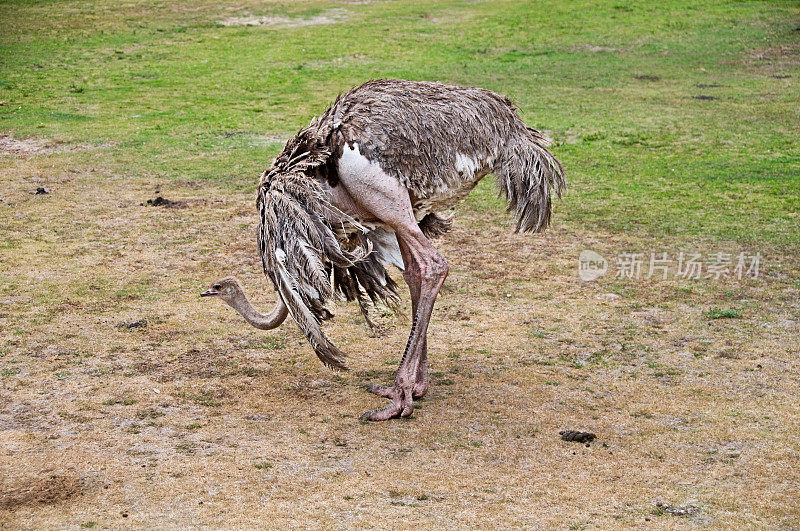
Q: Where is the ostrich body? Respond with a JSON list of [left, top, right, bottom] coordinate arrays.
[[202, 79, 565, 421]]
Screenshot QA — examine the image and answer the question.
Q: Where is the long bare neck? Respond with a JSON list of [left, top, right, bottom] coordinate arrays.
[[228, 290, 288, 330]]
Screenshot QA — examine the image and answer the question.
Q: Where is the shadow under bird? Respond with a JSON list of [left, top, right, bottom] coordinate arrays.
[[202, 79, 565, 421]]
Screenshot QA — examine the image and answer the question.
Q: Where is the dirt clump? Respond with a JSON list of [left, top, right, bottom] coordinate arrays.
[[559, 430, 597, 443], [0, 475, 83, 510], [143, 196, 183, 208], [117, 318, 147, 329]]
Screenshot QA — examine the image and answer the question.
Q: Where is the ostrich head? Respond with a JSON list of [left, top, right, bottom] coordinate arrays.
[[200, 277, 243, 304], [201, 277, 288, 330]]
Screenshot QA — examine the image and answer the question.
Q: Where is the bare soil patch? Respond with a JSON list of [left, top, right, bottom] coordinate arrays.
[[220, 8, 350, 28], [0, 134, 113, 157], [746, 42, 800, 64], [249, 134, 289, 147], [742, 42, 800, 74]]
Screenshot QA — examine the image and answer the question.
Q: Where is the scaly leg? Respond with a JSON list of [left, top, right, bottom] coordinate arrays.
[[368, 238, 431, 400], [335, 154, 446, 420], [404, 235, 432, 399], [361, 225, 447, 420]]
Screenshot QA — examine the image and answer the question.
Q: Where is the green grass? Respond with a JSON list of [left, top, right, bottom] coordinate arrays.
[[1, 367, 21, 378], [705, 307, 743, 319], [1, 0, 798, 246]]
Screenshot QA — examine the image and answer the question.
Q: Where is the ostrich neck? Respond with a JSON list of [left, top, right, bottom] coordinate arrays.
[[229, 292, 288, 330]]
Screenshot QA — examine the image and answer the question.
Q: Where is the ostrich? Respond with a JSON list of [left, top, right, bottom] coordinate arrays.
[[202, 79, 565, 421]]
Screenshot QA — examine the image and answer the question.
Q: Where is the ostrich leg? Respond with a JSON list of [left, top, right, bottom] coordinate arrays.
[[368, 238, 430, 400], [402, 238, 433, 400], [367, 237, 430, 399], [337, 152, 446, 420], [361, 223, 447, 420]]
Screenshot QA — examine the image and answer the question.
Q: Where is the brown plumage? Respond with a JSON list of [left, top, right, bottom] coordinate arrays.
[[318, 79, 564, 231], [205, 79, 565, 420]]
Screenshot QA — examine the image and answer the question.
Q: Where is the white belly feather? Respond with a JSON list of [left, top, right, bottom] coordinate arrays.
[[331, 142, 494, 271]]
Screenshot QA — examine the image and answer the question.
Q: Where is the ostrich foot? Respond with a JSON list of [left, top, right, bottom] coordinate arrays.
[[360, 385, 414, 421], [367, 381, 428, 400], [366, 384, 395, 398]]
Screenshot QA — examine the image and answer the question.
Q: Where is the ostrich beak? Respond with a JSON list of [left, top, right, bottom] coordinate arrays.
[[200, 288, 218, 297]]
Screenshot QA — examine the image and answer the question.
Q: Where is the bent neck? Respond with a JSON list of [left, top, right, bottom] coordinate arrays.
[[229, 292, 288, 330]]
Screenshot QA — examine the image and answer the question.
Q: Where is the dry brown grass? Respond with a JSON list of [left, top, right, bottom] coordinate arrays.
[[1, 146, 799, 528]]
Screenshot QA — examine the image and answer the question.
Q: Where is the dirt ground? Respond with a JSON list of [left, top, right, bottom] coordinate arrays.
[[1, 143, 799, 528]]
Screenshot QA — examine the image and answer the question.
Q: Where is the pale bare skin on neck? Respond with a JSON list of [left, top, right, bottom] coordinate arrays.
[[201, 278, 288, 330]]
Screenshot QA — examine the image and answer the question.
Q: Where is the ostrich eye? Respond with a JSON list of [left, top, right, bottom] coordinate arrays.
[[213, 284, 221, 290]]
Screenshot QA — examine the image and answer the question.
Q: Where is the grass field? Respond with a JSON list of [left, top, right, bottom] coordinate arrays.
[[1, 0, 799, 527]]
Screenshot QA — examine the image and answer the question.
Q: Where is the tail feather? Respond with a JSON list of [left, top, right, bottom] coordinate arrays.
[[257, 171, 399, 370], [418, 212, 453, 238], [495, 129, 565, 233], [273, 249, 346, 369]]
